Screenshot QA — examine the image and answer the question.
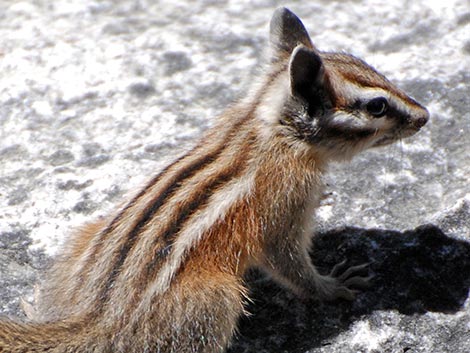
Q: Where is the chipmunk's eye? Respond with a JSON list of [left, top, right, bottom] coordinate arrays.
[[366, 97, 388, 118]]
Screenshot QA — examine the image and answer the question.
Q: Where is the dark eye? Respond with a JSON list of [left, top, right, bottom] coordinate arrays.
[[366, 97, 389, 118]]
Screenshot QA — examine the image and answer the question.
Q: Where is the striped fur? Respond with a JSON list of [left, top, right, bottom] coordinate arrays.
[[0, 7, 428, 353]]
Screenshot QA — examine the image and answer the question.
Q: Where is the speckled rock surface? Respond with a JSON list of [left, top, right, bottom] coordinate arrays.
[[0, 0, 469, 352]]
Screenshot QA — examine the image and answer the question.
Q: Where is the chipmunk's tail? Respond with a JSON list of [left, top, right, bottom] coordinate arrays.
[[0, 318, 101, 352]]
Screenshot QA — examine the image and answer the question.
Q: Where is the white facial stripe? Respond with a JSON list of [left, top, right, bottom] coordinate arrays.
[[338, 80, 390, 103], [330, 111, 386, 130], [339, 80, 419, 118]]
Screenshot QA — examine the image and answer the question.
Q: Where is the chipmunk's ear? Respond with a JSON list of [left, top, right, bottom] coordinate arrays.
[[270, 7, 314, 61], [289, 45, 326, 106]]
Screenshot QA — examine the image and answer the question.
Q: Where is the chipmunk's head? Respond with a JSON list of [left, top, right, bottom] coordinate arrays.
[[265, 7, 429, 160]]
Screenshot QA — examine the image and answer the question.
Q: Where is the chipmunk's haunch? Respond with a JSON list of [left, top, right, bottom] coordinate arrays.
[[0, 7, 428, 353]]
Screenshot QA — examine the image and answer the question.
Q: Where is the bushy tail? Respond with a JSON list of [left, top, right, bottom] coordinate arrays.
[[0, 318, 98, 353]]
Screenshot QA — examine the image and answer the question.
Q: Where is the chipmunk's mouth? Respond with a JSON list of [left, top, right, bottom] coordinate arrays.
[[372, 125, 422, 147], [372, 135, 397, 147]]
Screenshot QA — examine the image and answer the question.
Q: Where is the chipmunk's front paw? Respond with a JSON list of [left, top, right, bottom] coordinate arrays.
[[317, 260, 373, 301]]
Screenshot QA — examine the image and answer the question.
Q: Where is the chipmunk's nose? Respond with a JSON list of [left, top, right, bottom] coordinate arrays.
[[413, 109, 429, 129]]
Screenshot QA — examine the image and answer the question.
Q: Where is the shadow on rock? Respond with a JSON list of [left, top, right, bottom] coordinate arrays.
[[228, 224, 470, 353]]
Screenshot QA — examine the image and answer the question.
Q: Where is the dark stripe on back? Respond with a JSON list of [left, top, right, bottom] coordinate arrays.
[[103, 127, 228, 236], [104, 155, 186, 236], [99, 147, 224, 297], [72, 154, 186, 285], [147, 155, 248, 271], [134, 132, 256, 305], [99, 131, 255, 310]]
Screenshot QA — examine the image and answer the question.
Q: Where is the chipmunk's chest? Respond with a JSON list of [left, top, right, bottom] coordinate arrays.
[[261, 174, 325, 232]]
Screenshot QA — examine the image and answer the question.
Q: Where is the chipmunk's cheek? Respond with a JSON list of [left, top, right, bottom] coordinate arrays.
[[371, 113, 423, 147], [367, 119, 397, 147]]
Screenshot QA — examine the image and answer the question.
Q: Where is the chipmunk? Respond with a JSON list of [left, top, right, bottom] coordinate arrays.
[[0, 7, 428, 353]]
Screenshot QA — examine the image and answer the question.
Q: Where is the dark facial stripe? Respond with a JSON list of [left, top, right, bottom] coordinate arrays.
[[386, 105, 410, 125]]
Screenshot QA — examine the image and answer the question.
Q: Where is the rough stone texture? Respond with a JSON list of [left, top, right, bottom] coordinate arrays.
[[0, 0, 469, 352]]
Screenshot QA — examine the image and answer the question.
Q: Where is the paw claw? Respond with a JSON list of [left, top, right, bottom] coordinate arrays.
[[337, 262, 370, 282], [329, 259, 348, 277], [319, 260, 373, 301]]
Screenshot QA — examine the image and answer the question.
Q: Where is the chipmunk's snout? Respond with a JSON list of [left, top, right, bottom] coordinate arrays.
[[411, 109, 429, 130], [414, 113, 429, 129]]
